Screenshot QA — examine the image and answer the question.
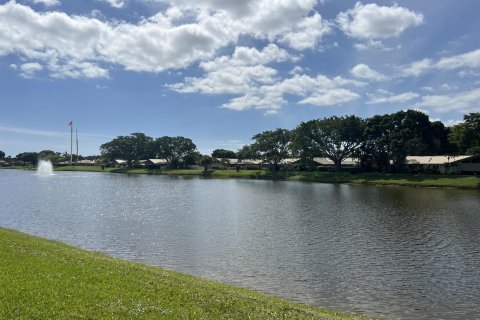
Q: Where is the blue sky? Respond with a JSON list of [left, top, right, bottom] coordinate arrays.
[[1, 0, 479, 157]]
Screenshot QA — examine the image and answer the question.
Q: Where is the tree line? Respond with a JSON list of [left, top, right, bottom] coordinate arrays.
[[237, 110, 479, 172], [1, 110, 478, 172]]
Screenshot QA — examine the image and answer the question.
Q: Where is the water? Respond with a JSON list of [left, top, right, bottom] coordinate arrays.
[[0, 170, 479, 319], [36, 160, 54, 177]]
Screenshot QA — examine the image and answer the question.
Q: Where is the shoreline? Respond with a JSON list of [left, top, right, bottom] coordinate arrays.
[[0, 227, 370, 319], [2, 166, 479, 189]]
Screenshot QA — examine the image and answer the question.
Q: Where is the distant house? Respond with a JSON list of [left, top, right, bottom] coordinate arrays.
[[313, 157, 360, 168], [146, 159, 169, 167], [215, 158, 263, 169], [113, 159, 128, 167], [405, 155, 480, 174], [76, 160, 96, 166]]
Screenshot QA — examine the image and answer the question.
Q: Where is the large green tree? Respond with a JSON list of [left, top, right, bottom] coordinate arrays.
[[0, 150, 5, 160], [449, 113, 480, 154], [211, 149, 236, 159], [16, 152, 39, 165], [236, 145, 260, 160], [38, 150, 62, 163], [200, 155, 213, 172], [100, 133, 154, 167], [155, 136, 197, 168], [293, 116, 364, 171], [362, 110, 446, 172], [250, 128, 291, 171]]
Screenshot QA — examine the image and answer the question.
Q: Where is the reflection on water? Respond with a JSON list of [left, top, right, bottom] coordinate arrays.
[[1, 170, 479, 319]]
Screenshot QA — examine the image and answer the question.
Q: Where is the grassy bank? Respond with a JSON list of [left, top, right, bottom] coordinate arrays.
[[51, 166, 480, 189], [0, 227, 367, 320]]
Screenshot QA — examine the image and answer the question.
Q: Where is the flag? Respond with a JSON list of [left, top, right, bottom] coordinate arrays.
[[67, 121, 72, 127]]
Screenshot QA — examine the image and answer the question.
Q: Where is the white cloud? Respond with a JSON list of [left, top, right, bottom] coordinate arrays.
[[279, 12, 332, 50], [420, 86, 434, 92], [0, 125, 64, 137], [353, 39, 401, 51], [298, 88, 359, 106], [337, 2, 423, 39], [0, 1, 325, 79], [350, 63, 387, 81], [149, 0, 256, 18], [367, 90, 419, 104], [401, 49, 480, 77], [170, 44, 293, 94], [418, 88, 480, 113], [171, 48, 361, 112], [440, 119, 463, 127], [400, 58, 433, 77], [19, 62, 43, 78], [436, 48, 480, 70], [31, 0, 61, 7], [0, 1, 238, 77], [98, 0, 125, 9], [152, 0, 317, 40], [170, 43, 362, 113]]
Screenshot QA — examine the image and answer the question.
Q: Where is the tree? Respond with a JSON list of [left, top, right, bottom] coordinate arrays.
[[294, 116, 364, 171], [155, 136, 197, 168], [200, 155, 213, 172], [211, 149, 236, 159], [362, 110, 441, 172], [251, 128, 291, 171], [16, 152, 39, 165], [100, 133, 154, 167], [236, 145, 259, 160], [38, 150, 61, 163], [0, 150, 5, 160], [449, 113, 480, 153]]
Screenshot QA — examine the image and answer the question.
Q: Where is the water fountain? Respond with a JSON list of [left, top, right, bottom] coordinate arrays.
[[36, 159, 54, 177]]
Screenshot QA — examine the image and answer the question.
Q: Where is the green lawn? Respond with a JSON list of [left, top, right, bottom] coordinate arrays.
[[0, 227, 369, 320], [4, 165, 479, 189]]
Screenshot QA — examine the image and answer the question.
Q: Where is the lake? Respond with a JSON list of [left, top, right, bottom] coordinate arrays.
[[1, 169, 479, 319]]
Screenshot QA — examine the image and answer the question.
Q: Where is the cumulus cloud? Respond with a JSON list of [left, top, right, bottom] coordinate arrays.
[[31, 0, 60, 7], [170, 44, 294, 94], [436, 48, 480, 70], [400, 58, 433, 77], [0, 1, 237, 77], [170, 45, 361, 113], [98, 0, 125, 9], [337, 2, 423, 39], [279, 12, 332, 50], [401, 49, 480, 77], [418, 88, 480, 113], [0, 0, 326, 79], [19, 62, 43, 78], [353, 39, 401, 51], [298, 88, 359, 106], [350, 64, 387, 81], [366, 90, 419, 104]]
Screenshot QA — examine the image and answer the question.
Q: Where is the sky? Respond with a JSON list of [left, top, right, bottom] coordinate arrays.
[[1, 0, 480, 157]]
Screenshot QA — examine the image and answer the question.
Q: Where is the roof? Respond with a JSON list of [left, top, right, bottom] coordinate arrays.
[[405, 155, 473, 165], [313, 157, 359, 166], [76, 160, 96, 164], [279, 158, 301, 165], [114, 159, 127, 164], [240, 159, 263, 165], [216, 158, 263, 165], [148, 159, 169, 165]]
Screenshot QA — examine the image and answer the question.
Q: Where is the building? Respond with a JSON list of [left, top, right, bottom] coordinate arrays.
[[405, 155, 480, 174]]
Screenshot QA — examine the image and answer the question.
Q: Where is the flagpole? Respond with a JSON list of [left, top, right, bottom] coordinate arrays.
[[76, 129, 79, 164], [70, 121, 73, 166]]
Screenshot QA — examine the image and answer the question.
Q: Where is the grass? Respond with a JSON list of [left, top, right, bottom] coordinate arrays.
[[4, 165, 480, 189], [0, 227, 369, 320]]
